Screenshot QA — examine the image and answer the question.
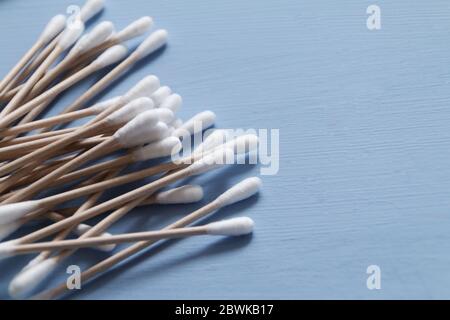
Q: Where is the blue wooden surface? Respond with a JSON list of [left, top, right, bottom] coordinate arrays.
[[1, 0, 450, 299]]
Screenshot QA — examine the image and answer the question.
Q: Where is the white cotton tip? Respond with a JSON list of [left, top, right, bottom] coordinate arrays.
[[150, 86, 172, 107], [116, 16, 153, 42], [170, 118, 183, 129], [90, 96, 122, 113], [0, 220, 22, 242], [206, 217, 254, 236], [153, 108, 175, 124], [92, 44, 128, 68], [134, 29, 168, 60], [216, 177, 262, 207], [132, 136, 182, 161], [193, 129, 231, 155], [9, 257, 59, 299], [0, 201, 40, 225], [73, 224, 116, 252], [58, 22, 85, 50], [70, 21, 114, 55], [224, 134, 259, 155], [115, 118, 169, 148], [188, 147, 234, 175], [40, 14, 67, 44], [123, 75, 160, 102], [80, 0, 105, 22], [0, 240, 15, 259], [159, 94, 182, 113], [106, 97, 155, 125], [172, 111, 216, 138], [154, 185, 204, 204]]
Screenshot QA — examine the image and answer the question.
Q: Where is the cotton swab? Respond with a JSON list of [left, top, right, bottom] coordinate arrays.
[[3, 132, 257, 207], [0, 14, 66, 96], [172, 111, 217, 138], [0, 86, 158, 178], [0, 184, 201, 242], [69, 16, 153, 71], [159, 94, 183, 113], [2, 21, 116, 104], [50, 29, 168, 118], [0, 217, 254, 257], [32, 177, 262, 300], [0, 98, 119, 137], [2, 0, 106, 99], [6, 184, 205, 299], [3, 148, 233, 245], [29, 21, 116, 97], [0, 22, 85, 117], [0, 45, 129, 129], [4, 100, 166, 203]]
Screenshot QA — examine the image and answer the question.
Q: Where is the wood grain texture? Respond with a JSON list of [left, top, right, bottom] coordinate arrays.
[[1, 0, 450, 299]]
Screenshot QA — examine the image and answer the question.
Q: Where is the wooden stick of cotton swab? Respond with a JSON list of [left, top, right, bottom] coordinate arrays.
[[0, 130, 256, 228], [2, 22, 116, 130], [1, 147, 233, 245], [8, 184, 205, 299], [0, 15, 66, 96], [1, 21, 115, 106], [3, 135, 258, 248], [0, 183, 201, 244], [0, 73, 160, 144], [0, 74, 160, 177], [4, 101, 170, 203], [7, 185, 204, 299], [2, 0, 106, 96], [42, 29, 168, 130], [35, 16, 153, 97], [0, 45, 129, 129], [0, 132, 257, 211], [33, 177, 262, 300], [2, 217, 254, 257], [0, 22, 85, 117], [0, 97, 122, 137], [4, 136, 182, 195]]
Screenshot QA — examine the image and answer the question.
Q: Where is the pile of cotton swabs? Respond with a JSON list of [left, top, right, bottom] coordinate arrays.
[[0, 0, 261, 299]]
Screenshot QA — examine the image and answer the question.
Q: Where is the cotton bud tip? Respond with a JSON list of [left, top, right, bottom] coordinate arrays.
[[72, 21, 114, 54], [151, 86, 172, 106], [0, 240, 15, 259], [216, 177, 262, 207], [132, 136, 181, 161], [173, 111, 216, 138], [93, 45, 128, 68], [73, 225, 116, 252], [115, 119, 168, 148], [160, 94, 182, 113], [188, 147, 234, 175], [58, 22, 85, 50], [193, 129, 231, 155], [107, 97, 154, 124], [9, 257, 59, 299], [206, 217, 254, 236], [154, 108, 175, 124], [93, 45, 128, 69], [123, 75, 160, 102], [135, 29, 168, 60], [0, 201, 40, 225], [40, 15, 67, 44], [0, 220, 22, 242], [91, 96, 122, 113], [225, 134, 259, 155], [116, 16, 153, 42], [154, 185, 204, 204], [80, 0, 105, 22]]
